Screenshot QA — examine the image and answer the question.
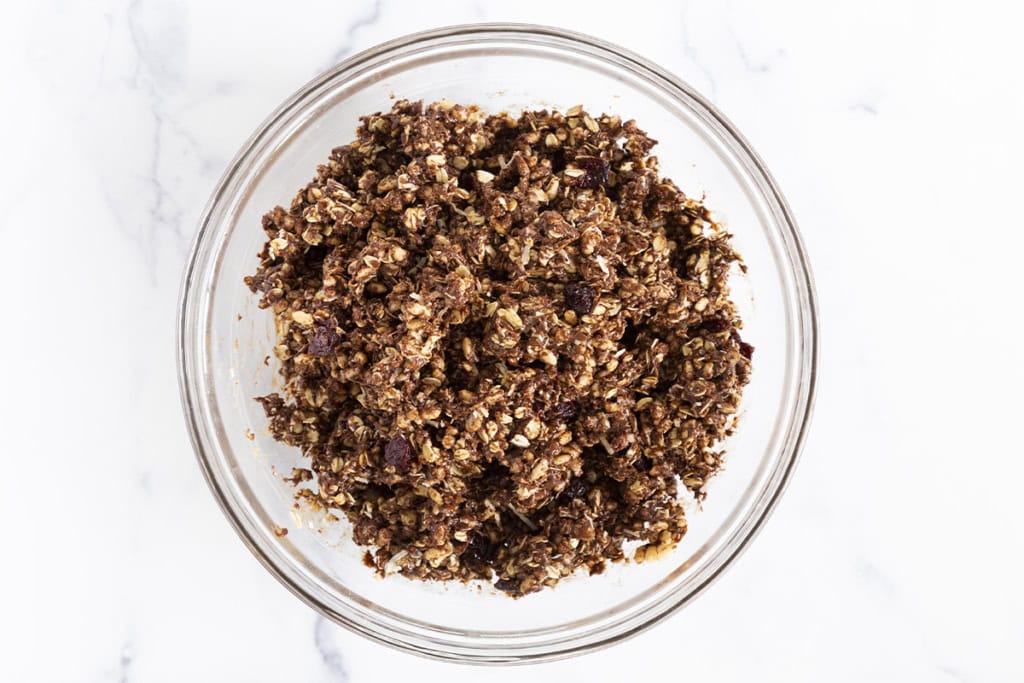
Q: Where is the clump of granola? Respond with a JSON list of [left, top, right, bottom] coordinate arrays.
[[246, 100, 752, 596]]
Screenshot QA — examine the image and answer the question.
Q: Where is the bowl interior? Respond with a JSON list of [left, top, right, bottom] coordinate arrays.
[[185, 27, 810, 660]]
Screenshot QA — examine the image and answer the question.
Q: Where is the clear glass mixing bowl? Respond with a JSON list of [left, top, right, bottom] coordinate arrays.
[[178, 24, 817, 664]]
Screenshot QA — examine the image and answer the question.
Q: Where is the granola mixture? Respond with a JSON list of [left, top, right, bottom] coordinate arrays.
[[246, 100, 752, 596]]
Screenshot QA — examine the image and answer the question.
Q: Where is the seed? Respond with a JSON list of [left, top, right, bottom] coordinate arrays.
[[497, 307, 524, 329], [420, 439, 438, 462], [530, 460, 549, 480], [424, 547, 448, 563]]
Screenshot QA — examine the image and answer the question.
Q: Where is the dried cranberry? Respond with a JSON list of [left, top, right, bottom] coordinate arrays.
[[552, 400, 579, 422], [494, 578, 520, 594], [697, 317, 730, 334], [633, 455, 653, 472], [561, 476, 589, 501], [463, 534, 498, 565], [573, 156, 609, 190], [729, 329, 754, 359], [564, 283, 596, 315], [307, 324, 340, 357], [384, 436, 413, 472]]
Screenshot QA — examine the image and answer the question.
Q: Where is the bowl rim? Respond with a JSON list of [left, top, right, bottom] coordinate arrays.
[[178, 22, 818, 664]]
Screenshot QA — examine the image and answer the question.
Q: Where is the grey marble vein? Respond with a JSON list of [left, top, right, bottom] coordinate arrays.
[[314, 617, 349, 681], [854, 558, 899, 601], [118, 0, 190, 270], [850, 101, 879, 115], [117, 643, 132, 683], [324, 0, 383, 68], [938, 663, 970, 683], [731, 30, 785, 74], [678, 0, 718, 98]]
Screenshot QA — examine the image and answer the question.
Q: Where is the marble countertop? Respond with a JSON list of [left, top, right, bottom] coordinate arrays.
[[3, 1, 1023, 681]]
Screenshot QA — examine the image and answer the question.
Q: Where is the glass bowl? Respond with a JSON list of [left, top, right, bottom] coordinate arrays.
[[178, 23, 817, 664]]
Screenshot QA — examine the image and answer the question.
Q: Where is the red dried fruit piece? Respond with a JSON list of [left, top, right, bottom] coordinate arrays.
[[463, 534, 498, 565], [307, 324, 340, 357], [573, 156, 609, 190], [384, 435, 413, 472], [697, 317, 730, 334], [551, 400, 579, 422], [730, 329, 755, 359], [633, 455, 653, 472], [561, 476, 589, 501], [494, 578, 520, 594], [564, 283, 596, 315]]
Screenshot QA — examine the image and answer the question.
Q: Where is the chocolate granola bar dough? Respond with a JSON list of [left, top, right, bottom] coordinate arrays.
[[246, 100, 752, 595]]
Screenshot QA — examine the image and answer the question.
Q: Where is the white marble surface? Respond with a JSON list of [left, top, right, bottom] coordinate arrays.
[[2, 1, 1023, 680]]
